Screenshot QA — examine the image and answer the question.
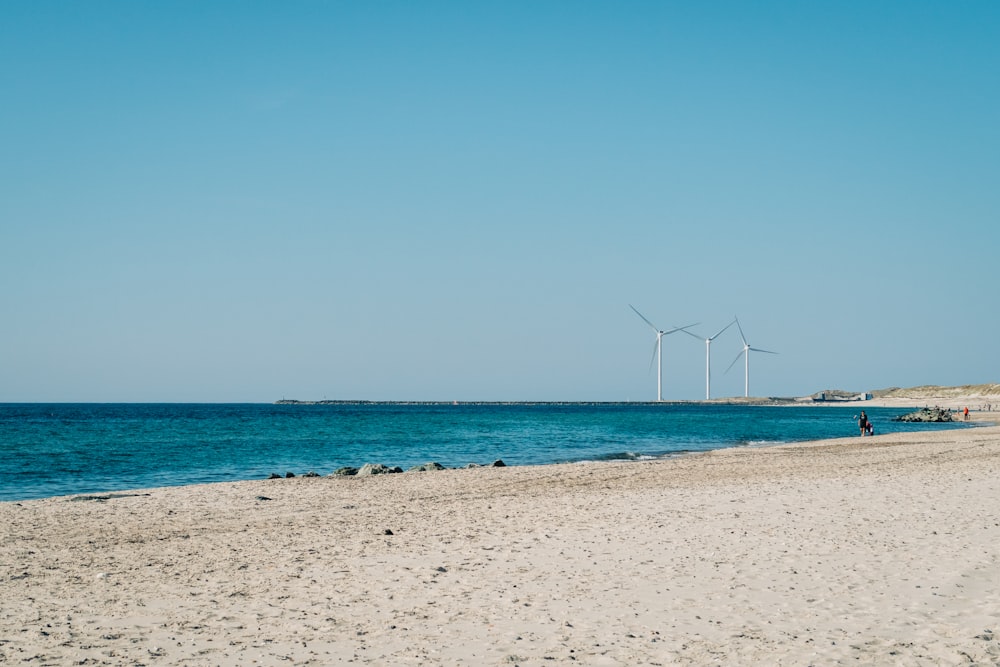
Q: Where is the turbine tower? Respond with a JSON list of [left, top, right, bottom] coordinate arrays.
[[629, 305, 697, 402], [682, 319, 737, 400], [725, 317, 777, 398]]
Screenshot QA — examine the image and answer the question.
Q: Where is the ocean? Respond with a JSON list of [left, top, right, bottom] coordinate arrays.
[[0, 402, 974, 502]]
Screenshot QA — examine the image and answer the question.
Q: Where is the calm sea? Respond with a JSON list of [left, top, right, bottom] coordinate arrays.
[[0, 403, 974, 502]]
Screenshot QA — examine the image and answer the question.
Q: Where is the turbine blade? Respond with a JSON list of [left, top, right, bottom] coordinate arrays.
[[724, 350, 745, 374], [709, 318, 736, 341], [749, 347, 778, 355], [629, 304, 659, 332], [679, 328, 703, 341], [734, 316, 748, 347], [648, 339, 659, 373], [665, 322, 699, 335]]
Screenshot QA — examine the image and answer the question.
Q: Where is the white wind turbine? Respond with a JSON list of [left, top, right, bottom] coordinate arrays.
[[682, 319, 737, 400], [629, 304, 697, 402], [725, 317, 778, 398]]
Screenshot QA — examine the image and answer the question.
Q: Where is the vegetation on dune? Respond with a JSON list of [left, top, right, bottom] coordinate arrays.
[[872, 384, 1000, 399]]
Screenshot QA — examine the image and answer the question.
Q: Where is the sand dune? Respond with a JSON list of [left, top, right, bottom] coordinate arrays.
[[2, 424, 999, 665], [865, 384, 1000, 411]]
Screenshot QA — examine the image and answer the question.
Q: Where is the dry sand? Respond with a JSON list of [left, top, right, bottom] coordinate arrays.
[[2, 422, 999, 666]]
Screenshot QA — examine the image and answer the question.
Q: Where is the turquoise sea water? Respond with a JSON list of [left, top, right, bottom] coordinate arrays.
[[0, 403, 976, 502]]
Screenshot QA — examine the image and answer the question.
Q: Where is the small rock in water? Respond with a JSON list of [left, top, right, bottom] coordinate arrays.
[[492, 459, 507, 467]]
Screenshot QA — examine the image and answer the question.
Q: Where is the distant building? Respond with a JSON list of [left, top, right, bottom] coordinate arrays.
[[812, 391, 872, 402]]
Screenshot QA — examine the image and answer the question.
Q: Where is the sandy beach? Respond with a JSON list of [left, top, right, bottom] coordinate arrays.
[[3, 419, 999, 666]]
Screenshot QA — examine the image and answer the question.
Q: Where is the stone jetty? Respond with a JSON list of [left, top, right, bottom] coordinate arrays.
[[892, 407, 954, 423]]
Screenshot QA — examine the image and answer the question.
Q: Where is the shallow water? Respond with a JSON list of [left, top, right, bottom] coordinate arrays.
[[0, 403, 973, 501]]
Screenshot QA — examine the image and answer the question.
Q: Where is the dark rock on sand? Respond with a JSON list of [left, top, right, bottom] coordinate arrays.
[[464, 459, 506, 468], [356, 463, 403, 476], [268, 473, 282, 479], [408, 462, 447, 472], [329, 467, 359, 477]]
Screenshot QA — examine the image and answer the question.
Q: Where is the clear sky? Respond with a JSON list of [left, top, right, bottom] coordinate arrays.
[[2, 2, 998, 402]]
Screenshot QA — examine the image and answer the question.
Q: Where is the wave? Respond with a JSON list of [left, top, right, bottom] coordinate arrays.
[[738, 439, 786, 448], [570, 449, 698, 463], [594, 451, 648, 461]]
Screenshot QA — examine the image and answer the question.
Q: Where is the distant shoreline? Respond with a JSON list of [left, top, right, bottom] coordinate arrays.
[[276, 383, 1000, 410], [273, 398, 807, 406], [273, 398, 841, 408]]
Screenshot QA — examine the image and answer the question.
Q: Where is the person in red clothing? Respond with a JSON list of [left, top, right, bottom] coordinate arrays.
[[964, 406, 970, 421]]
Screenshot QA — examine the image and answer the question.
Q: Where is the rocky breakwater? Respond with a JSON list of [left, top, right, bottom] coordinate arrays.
[[893, 407, 954, 423], [266, 460, 508, 479], [329, 460, 507, 476]]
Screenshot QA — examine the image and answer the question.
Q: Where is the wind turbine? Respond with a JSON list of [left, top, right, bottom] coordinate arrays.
[[682, 319, 737, 400], [629, 305, 697, 402], [725, 317, 777, 398]]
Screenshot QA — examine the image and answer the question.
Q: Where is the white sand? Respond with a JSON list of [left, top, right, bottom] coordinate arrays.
[[2, 424, 999, 665]]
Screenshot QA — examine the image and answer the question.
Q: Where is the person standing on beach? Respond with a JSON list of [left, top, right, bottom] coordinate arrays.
[[859, 411, 869, 436], [964, 406, 970, 421]]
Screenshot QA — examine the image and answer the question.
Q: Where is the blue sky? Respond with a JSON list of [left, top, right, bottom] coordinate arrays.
[[2, 2, 998, 402]]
